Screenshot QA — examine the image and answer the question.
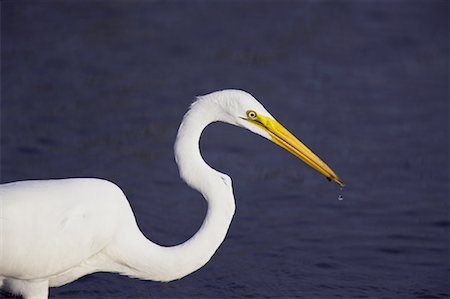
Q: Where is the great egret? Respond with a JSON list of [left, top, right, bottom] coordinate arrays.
[[0, 89, 343, 299]]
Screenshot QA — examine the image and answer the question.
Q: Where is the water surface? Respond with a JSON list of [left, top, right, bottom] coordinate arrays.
[[1, 1, 448, 298]]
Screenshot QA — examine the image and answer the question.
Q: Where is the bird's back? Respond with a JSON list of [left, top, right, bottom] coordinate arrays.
[[0, 178, 130, 280]]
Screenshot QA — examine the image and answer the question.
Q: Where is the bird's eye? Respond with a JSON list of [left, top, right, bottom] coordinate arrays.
[[247, 110, 257, 119]]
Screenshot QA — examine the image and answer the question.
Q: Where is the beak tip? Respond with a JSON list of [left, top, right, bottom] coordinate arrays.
[[335, 179, 345, 187], [327, 176, 345, 187]]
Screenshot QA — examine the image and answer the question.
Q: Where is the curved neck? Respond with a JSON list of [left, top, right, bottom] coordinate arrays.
[[169, 98, 236, 279], [116, 98, 235, 282]]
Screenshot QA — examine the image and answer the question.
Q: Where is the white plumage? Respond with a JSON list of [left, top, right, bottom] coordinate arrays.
[[0, 90, 343, 298]]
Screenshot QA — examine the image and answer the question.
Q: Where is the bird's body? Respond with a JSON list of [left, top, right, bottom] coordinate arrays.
[[1, 178, 134, 286], [0, 90, 343, 299]]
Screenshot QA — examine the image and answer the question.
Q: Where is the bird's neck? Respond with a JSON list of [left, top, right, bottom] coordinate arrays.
[[167, 100, 235, 279], [120, 99, 235, 282]]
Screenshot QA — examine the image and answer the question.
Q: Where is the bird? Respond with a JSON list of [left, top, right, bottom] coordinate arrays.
[[0, 89, 343, 299]]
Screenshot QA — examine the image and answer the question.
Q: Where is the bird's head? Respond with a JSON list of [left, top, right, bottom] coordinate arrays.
[[203, 89, 344, 186]]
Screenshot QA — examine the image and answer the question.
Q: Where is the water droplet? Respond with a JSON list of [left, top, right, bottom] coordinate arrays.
[[338, 187, 344, 201]]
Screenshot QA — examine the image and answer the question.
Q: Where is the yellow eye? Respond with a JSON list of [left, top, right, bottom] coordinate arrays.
[[247, 110, 257, 119]]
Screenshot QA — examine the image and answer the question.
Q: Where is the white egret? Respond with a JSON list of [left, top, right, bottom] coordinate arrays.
[[0, 89, 343, 299]]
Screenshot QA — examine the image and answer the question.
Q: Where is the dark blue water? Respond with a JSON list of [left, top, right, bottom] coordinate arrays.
[[1, 1, 448, 298]]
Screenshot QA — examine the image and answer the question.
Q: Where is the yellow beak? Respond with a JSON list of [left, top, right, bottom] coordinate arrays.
[[245, 114, 344, 186]]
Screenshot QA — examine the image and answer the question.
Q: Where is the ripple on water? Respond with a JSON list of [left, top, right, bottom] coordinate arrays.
[[431, 220, 450, 228], [376, 247, 407, 254], [386, 234, 432, 242], [17, 146, 41, 155], [314, 262, 340, 269], [412, 288, 449, 299]]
